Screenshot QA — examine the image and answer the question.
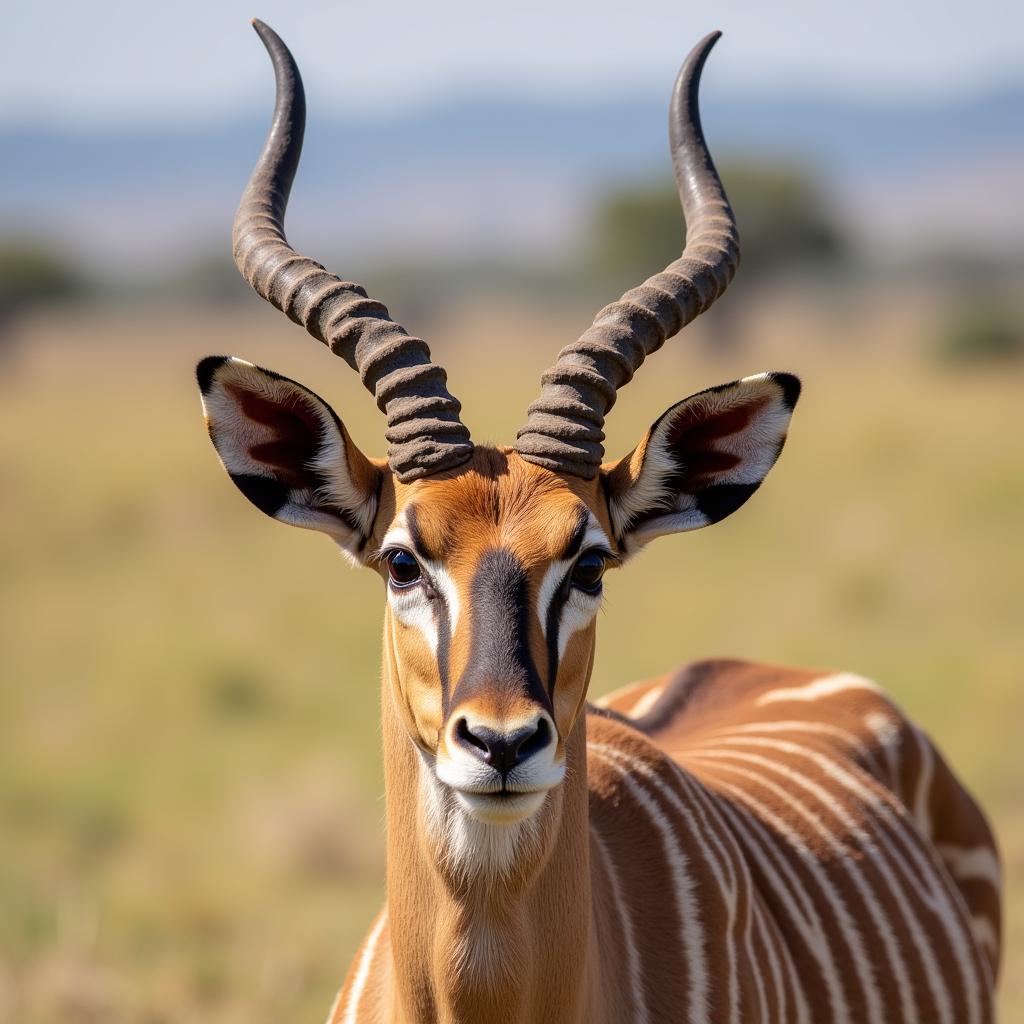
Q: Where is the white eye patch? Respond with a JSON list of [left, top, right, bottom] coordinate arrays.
[[556, 587, 603, 661], [388, 584, 440, 654], [537, 517, 611, 660], [381, 519, 461, 653]]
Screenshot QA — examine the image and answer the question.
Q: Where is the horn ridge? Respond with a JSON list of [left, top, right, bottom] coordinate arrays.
[[514, 30, 739, 478], [232, 19, 473, 482]]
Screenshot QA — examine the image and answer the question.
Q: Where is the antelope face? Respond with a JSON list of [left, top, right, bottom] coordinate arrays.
[[377, 450, 613, 826], [198, 21, 801, 870]]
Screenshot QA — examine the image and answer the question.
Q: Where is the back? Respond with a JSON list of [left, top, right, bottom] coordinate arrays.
[[587, 659, 1000, 1022]]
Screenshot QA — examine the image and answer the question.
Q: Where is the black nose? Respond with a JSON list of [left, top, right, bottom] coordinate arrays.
[[454, 717, 551, 775]]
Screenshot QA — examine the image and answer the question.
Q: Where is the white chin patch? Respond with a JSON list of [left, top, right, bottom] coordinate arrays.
[[455, 789, 548, 825], [419, 756, 551, 879]]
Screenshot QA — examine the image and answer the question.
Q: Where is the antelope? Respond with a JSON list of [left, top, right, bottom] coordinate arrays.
[[196, 20, 1002, 1024]]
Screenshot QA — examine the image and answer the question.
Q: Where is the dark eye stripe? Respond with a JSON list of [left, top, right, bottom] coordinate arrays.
[[403, 504, 443, 564], [545, 569, 572, 699], [560, 509, 591, 562], [436, 595, 453, 717]]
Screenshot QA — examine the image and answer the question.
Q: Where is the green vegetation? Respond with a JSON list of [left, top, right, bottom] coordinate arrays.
[[0, 239, 88, 337], [589, 161, 846, 287], [935, 293, 1024, 364], [0, 294, 1021, 1022]]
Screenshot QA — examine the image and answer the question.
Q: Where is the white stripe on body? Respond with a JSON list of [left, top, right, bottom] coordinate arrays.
[[588, 746, 710, 1024], [629, 684, 666, 718], [674, 762, 806, 1024], [690, 747, 937, 1024], [697, 772, 882, 1023], [713, 795, 842, 1022], [706, 734, 988, 1023], [936, 843, 1002, 892], [591, 743, 740, 1023], [334, 911, 388, 1024], [702, 719, 886, 777], [591, 826, 650, 1024], [756, 672, 880, 707]]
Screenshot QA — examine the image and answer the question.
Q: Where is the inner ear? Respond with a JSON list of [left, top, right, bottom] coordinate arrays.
[[232, 385, 331, 490], [604, 372, 800, 549]]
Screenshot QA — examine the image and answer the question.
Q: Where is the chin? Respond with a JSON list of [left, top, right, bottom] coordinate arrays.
[[455, 789, 548, 824]]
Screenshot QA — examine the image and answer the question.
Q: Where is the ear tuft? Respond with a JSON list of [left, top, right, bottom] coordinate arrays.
[[196, 355, 230, 397]]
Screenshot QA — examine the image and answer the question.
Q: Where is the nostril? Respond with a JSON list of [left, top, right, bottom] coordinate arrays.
[[452, 717, 553, 775], [455, 717, 490, 759], [514, 718, 551, 764]]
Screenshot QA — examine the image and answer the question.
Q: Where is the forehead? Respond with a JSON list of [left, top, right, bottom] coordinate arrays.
[[390, 447, 608, 563]]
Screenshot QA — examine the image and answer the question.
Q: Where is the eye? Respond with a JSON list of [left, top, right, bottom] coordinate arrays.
[[386, 550, 422, 588], [570, 551, 607, 593]]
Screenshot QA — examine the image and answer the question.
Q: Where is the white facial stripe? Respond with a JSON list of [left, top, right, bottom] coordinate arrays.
[[582, 521, 613, 552], [537, 559, 570, 637], [538, 515, 612, 638], [389, 585, 439, 654], [383, 518, 438, 650], [558, 589, 602, 660], [537, 515, 609, 673], [381, 516, 460, 648], [430, 564, 460, 633], [380, 522, 414, 552]]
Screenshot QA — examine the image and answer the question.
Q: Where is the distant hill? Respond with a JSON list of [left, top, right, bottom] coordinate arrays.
[[2, 83, 1022, 272]]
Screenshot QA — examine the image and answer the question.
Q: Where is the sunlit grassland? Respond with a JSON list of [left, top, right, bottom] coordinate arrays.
[[0, 289, 1021, 1022]]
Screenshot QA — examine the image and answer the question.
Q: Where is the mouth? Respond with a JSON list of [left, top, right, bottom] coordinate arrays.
[[453, 787, 549, 824]]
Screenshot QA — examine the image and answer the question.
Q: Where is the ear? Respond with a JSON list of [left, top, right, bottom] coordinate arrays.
[[196, 356, 381, 562], [603, 372, 800, 553]]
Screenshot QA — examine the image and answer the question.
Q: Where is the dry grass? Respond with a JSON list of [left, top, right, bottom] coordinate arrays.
[[0, 289, 1021, 1021]]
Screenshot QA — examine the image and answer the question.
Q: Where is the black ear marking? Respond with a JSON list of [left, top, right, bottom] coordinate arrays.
[[196, 356, 230, 396], [768, 372, 802, 411], [694, 482, 761, 524], [230, 473, 289, 517]]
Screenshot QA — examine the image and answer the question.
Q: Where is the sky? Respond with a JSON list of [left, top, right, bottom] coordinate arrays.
[[4, 0, 1023, 125]]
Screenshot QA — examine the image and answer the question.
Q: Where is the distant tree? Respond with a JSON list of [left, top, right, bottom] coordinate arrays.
[[588, 160, 847, 350], [934, 294, 1024, 364], [169, 252, 249, 304], [0, 238, 87, 339]]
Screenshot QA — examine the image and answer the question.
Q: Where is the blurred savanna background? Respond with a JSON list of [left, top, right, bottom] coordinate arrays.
[[2, 1, 1022, 1020]]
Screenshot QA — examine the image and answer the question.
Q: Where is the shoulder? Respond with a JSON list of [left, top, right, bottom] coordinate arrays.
[[588, 659, 912, 778]]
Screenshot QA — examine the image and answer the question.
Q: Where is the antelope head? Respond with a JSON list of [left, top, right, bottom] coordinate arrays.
[[197, 21, 799, 879]]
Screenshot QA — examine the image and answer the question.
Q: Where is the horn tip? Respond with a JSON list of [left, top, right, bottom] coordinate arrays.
[[249, 17, 278, 45], [672, 29, 723, 110], [688, 30, 723, 66]]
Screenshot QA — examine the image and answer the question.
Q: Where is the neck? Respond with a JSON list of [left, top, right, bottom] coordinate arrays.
[[380, 678, 593, 1024]]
